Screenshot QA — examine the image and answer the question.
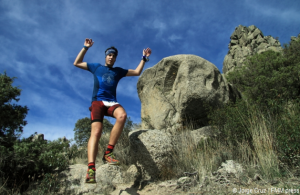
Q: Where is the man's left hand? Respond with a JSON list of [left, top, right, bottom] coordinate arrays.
[[143, 48, 152, 57]]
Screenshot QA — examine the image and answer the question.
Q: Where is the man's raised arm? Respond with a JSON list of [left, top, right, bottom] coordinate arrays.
[[126, 48, 152, 76], [73, 38, 94, 70]]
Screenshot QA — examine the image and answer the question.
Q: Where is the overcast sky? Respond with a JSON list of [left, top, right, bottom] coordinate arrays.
[[1, 0, 299, 141]]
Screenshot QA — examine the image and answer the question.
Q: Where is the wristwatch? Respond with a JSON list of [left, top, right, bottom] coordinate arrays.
[[142, 56, 149, 62]]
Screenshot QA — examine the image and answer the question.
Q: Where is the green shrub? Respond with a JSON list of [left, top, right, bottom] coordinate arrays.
[[73, 117, 113, 147], [208, 99, 253, 148], [274, 100, 300, 167], [0, 134, 79, 193], [216, 35, 300, 168], [209, 98, 300, 171], [227, 37, 300, 113]]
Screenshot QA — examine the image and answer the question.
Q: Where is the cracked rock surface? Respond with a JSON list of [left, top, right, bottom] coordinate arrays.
[[222, 25, 282, 74]]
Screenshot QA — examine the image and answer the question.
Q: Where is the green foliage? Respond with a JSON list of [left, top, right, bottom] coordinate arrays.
[[283, 35, 300, 69], [0, 72, 28, 143], [73, 117, 113, 146], [27, 172, 62, 195], [0, 133, 79, 193], [209, 36, 300, 169], [208, 100, 253, 148], [73, 117, 91, 146], [73, 115, 135, 148], [227, 38, 300, 111], [275, 100, 300, 166], [209, 98, 300, 168], [0, 73, 80, 193]]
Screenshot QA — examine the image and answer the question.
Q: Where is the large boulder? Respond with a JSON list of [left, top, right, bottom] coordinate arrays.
[[51, 164, 125, 194], [137, 55, 240, 131], [223, 25, 282, 74], [128, 129, 174, 180]]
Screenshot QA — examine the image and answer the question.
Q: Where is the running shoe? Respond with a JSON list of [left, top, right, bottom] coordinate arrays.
[[103, 152, 120, 165], [85, 168, 96, 183]]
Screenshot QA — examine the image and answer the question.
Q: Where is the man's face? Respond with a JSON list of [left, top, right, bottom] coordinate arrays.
[[105, 53, 117, 67]]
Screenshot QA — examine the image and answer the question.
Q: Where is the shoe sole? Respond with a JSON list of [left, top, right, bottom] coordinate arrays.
[[102, 160, 120, 165], [86, 179, 96, 183]]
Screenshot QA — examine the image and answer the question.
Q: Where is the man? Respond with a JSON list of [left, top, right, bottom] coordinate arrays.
[[73, 38, 152, 183]]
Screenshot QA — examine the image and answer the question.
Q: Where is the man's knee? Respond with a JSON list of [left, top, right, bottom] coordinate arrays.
[[116, 111, 127, 123], [91, 130, 101, 139], [91, 122, 102, 139]]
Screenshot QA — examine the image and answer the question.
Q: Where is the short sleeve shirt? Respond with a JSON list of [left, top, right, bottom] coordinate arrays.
[[87, 63, 128, 102]]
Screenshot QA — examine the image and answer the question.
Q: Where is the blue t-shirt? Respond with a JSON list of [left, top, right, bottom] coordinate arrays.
[[87, 63, 128, 102]]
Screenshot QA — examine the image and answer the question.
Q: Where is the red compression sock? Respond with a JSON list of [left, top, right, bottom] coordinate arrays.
[[88, 162, 95, 171], [105, 144, 115, 155]]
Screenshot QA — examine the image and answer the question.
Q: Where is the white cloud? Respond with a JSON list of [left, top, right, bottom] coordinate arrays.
[[2, 1, 39, 26], [117, 77, 140, 101], [168, 34, 182, 42], [245, 1, 300, 23]]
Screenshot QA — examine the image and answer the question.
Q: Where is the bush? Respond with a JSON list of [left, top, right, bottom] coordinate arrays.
[[0, 72, 81, 193], [227, 37, 300, 113], [274, 100, 300, 167], [208, 100, 254, 148], [0, 134, 79, 193], [209, 36, 300, 170]]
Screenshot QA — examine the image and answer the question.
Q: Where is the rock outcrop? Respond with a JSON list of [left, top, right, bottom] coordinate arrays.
[[32, 134, 44, 142], [290, 33, 300, 43], [55, 164, 126, 194], [223, 25, 282, 74], [128, 129, 174, 180], [45, 160, 286, 195], [137, 55, 240, 131]]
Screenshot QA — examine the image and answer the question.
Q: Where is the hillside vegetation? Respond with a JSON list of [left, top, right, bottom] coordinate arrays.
[[205, 35, 300, 181], [0, 36, 299, 194]]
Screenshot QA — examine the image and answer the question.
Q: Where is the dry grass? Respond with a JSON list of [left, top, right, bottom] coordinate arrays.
[[63, 105, 298, 195], [170, 107, 290, 184], [248, 115, 280, 179], [8, 108, 296, 194]]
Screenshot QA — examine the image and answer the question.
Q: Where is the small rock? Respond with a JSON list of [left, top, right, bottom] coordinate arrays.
[[177, 177, 192, 185], [253, 174, 262, 181]]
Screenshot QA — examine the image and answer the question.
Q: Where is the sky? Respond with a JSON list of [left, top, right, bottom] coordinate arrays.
[[0, 0, 299, 141]]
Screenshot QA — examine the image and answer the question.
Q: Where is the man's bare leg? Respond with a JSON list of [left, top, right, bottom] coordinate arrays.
[[88, 122, 102, 163], [86, 122, 102, 183], [102, 107, 127, 165], [109, 107, 127, 145]]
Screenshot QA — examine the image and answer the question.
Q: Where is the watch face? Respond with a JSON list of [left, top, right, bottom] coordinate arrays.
[[143, 56, 149, 62]]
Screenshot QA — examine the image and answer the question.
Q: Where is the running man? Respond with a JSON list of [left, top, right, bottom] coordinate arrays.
[[73, 38, 152, 183]]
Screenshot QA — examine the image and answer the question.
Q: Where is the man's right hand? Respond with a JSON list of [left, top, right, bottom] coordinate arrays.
[[84, 38, 94, 48], [73, 39, 93, 70]]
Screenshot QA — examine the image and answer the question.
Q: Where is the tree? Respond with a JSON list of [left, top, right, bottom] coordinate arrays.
[[0, 72, 28, 145], [73, 116, 136, 147], [226, 37, 300, 111], [73, 117, 113, 146], [0, 72, 82, 193], [222, 36, 300, 166]]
